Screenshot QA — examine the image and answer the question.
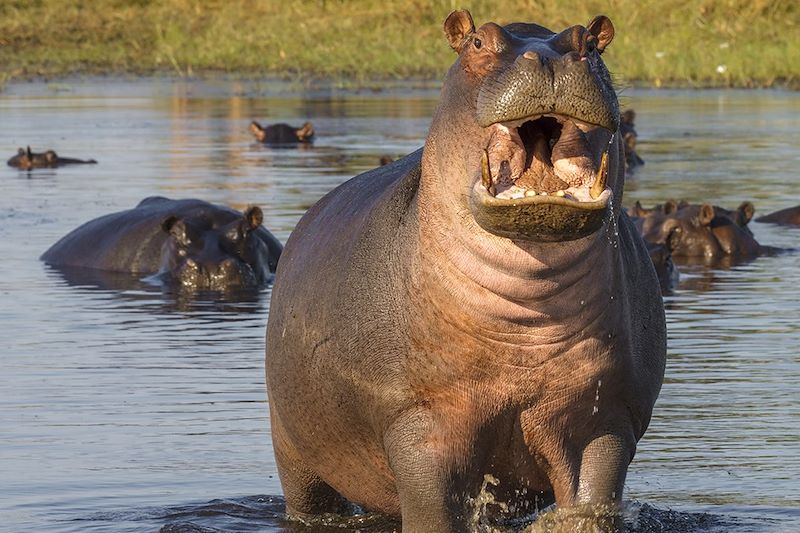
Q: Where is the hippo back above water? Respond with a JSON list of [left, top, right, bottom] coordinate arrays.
[[266, 10, 665, 532], [42, 197, 282, 289]]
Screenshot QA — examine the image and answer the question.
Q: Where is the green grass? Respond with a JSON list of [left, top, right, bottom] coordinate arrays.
[[1, 0, 798, 87]]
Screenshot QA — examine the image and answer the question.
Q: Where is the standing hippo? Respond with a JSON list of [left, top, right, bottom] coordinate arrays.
[[7, 146, 97, 170], [266, 10, 665, 532], [756, 206, 800, 226], [249, 121, 314, 145], [42, 197, 282, 289]]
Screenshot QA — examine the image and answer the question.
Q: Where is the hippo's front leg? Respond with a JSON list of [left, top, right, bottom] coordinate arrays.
[[540, 432, 634, 531], [384, 409, 468, 533]]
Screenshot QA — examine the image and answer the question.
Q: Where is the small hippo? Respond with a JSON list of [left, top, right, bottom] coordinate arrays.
[[249, 121, 314, 145], [42, 197, 282, 289], [644, 239, 679, 294], [266, 10, 665, 532], [620, 109, 644, 172], [7, 146, 97, 170], [756, 206, 800, 226]]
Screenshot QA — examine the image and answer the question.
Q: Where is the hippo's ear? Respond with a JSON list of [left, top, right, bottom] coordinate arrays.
[[444, 10, 475, 53], [17, 147, 25, 156], [587, 16, 614, 53], [663, 199, 679, 215], [249, 121, 265, 141], [26, 146, 33, 158], [697, 204, 715, 226], [243, 206, 263, 231], [738, 201, 755, 224], [161, 215, 179, 233], [296, 122, 314, 141]]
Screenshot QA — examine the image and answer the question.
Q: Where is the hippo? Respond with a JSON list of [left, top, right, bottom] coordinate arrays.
[[249, 121, 314, 145], [645, 240, 679, 294], [42, 197, 282, 289], [619, 109, 644, 172], [756, 206, 800, 226], [7, 146, 97, 170], [634, 201, 776, 262], [265, 10, 665, 532], [630, 199, 756, 235]]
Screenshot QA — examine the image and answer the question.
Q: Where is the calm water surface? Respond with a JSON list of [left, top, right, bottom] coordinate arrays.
[[0, 80, 798, 532]]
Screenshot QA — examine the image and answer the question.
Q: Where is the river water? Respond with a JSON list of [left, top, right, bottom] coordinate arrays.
[[0, 80, 798, 532]]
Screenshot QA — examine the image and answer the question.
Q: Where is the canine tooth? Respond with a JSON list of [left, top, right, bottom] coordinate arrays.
[[481, 149, 496, 196], [525, 189, 537, 197], [590, 151, 609, 200], [555, 190, 566, 197]]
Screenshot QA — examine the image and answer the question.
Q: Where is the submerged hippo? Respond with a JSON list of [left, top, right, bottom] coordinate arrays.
[[249, 121, 314, 145], [42, 197, 282, 289], [756, 205, 800, 226], [7, 146, 97, 170], [266, 10, 665, 532], [619, 109, 644, 172]]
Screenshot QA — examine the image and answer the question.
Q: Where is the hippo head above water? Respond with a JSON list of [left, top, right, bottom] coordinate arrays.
[[428, 10, 620, 243], [158, 205, 272, 289], [249, 121, 315, 145], [7, 146, 97, 170]]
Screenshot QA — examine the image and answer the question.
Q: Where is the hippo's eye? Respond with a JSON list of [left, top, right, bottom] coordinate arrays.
[[473, 38, 482, 50]]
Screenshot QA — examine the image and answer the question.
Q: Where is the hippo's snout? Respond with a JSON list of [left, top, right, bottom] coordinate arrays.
[[476, 49, 618, 131], [171, 257, 257, 290]]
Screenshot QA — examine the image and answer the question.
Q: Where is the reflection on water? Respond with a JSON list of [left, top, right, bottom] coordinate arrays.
[[1, 81, 799, 532]]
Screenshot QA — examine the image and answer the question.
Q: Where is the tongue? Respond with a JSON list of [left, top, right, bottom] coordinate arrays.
[[515, 132, 569, 192]]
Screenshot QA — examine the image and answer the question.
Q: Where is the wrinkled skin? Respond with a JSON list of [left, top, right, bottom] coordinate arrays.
[[41, 197, 282, 289], [756, 206, 800, 226], [7, 146, 97, 170], [266, 11, 665, 533], [249, 121, 314, 145], [619, 109, 644, 172], [632, 200, 776, 262]]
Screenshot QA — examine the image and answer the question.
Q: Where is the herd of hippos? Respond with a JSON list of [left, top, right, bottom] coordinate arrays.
[[9, 9, 800, 531], [13, 106, 798, 295]]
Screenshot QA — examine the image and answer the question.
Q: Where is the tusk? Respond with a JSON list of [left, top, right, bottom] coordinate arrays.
[[481, 149, 496, 196], [590, 151, 609, 200]]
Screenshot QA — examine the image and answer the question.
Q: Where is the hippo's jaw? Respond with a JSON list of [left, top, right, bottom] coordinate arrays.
[[470, 113, 614, 242]]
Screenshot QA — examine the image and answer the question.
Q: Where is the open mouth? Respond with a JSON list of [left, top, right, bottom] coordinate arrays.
[[479, 115, 612, 202], [470, 114, 615, 242]]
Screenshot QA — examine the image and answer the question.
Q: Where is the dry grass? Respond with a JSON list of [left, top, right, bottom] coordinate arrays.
[[1, 0, 798, 87]]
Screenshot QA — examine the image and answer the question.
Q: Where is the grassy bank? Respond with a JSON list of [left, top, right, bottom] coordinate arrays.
[[1, 0, 798, 88]]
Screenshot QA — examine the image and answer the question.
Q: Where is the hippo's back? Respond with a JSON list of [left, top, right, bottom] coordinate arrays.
[[41, 197, 233, 273]]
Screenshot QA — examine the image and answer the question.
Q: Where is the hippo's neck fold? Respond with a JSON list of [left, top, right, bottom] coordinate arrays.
[[414, 155, 621, 343]]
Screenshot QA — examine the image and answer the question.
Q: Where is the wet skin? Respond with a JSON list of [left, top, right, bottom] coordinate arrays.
[[756, 206, 800, 226], [41, 197, 282, 289], [266, 10, 665, 533], [7, 146, 97, 170], [249, 121, 314, 145]]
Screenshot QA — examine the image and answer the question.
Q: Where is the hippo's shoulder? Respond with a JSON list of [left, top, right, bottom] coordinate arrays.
[[298, 148, 422, 231]]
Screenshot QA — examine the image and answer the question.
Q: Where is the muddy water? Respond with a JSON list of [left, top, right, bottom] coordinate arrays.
[[0, 80, 798, 532]]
